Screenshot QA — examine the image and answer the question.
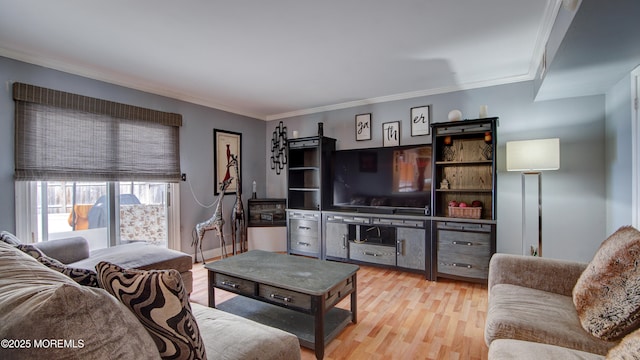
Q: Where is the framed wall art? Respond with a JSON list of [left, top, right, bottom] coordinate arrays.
[[382, 121, 400, 147], [355, 113, 371, 141], [411, 105, 430, 136], [214, 128, 242, 194]]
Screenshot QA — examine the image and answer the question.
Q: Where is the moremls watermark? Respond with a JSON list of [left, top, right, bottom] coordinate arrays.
[[1, 338, 85, 349]]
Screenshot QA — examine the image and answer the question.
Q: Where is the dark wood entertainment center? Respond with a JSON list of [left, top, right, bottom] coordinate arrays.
[[286, 117, 497, 283]]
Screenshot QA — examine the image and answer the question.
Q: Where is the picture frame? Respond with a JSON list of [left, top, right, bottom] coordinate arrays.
[[382, 121, 400, 147], [410, 105, 430, 136], [355, 113, 372, 141], [214, 129, 242, 195]]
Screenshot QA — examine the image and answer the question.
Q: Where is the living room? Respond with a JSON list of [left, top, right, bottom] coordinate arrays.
[[1, 0, 640, 359]]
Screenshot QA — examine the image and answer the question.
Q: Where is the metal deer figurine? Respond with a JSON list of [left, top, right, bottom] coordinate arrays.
[[228, 154, 247, 254], [192, 161, 234, 263]]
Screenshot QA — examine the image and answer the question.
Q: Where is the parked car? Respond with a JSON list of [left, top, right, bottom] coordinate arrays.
[[88, 194, 141, 229]]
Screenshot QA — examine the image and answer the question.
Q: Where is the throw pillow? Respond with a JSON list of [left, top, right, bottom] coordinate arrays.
[[16, 244, 98, 287], [0, 231, 22, 245], [573, 225, 640, 340], [606, 327, 640, 359], [95, 261, 206, 360]]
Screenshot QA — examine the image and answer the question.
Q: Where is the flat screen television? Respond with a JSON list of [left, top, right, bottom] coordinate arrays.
[[332, 144, 432, 214]]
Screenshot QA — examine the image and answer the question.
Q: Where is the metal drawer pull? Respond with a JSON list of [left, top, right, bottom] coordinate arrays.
[[452, 241, 473, 246], [297, 241, 310, 246], [363, 251, 381, 257], [270, 293, 292, 302], [220, 280, 239, 289], [298, 226, 311, 230], [396, 239, 404, 256], [342, 234, 347, 249], [451, 262, 472, 269]]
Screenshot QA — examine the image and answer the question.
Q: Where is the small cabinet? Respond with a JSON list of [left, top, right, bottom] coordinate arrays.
[[397, 226, 427, 271], [287, 210, 321, 257], [323, 213, 370, 260], [434, 221, 495, 282], [322, 211, 431, 278], [247, 198, 286, 227]]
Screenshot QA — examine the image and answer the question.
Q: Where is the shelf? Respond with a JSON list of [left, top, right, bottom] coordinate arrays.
[[435, 160, 492, 166], [289, 187, 320, 191], [289, 167, 319, 171], [436, 189, 492, 193]]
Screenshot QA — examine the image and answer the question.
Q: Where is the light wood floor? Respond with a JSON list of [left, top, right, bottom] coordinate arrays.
[[189, 258, 489, 360]]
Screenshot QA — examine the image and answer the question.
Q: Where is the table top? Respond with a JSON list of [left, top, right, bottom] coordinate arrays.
[[205, 250, 359, 295]]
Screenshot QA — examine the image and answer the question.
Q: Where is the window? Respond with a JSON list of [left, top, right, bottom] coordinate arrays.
[[13, 83, 182, 250], [16, 181, 179, 250]]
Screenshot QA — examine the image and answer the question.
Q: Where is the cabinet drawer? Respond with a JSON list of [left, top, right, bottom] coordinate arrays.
[[437, 221, 492, 232], [290, 235, 318, 252], [350, 242, 396, 266], [290, 219, 318, 237], [373, 218, 425, 228], [214, 273, 256, 296], [289, 139, 319, 148], [326, 214, 370, 224], [438, 229, 491, 248], [259, 284, 311, 310]]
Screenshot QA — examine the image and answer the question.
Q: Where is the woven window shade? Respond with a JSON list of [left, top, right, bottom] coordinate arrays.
[[13, 82, 182, 182]]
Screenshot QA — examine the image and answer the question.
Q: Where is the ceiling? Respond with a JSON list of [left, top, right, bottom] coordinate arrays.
[[1, 1, 568, 120]]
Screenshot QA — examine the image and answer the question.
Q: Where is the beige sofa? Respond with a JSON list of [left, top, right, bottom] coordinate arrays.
[[0, 240, 301, 359], [485, 251, 640, 359]]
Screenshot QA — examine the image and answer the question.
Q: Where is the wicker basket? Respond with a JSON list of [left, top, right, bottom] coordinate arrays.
[[448, 206, 482, 219]]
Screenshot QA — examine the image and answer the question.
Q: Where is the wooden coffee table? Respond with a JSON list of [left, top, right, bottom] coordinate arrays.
[[205, 250, 359, 360]]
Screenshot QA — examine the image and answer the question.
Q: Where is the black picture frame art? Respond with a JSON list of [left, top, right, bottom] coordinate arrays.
[[214, 129, 242, 195], [355, 113, 372, 141], [411, 105, 430, 136]]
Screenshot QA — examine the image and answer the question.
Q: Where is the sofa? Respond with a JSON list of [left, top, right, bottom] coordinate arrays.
[[0, 240, 301, 359], [22, 234, 194, 293], [485, 226, 640, 359]]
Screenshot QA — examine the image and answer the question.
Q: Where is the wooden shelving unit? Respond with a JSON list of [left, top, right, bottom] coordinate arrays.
[[430, 118, 498, 283]]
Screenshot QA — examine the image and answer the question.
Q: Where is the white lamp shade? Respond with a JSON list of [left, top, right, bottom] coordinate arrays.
[[506, 138, 560, 171]]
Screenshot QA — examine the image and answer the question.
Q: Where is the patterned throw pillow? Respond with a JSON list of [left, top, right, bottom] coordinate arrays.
[[573, 226, 640, 340], [95, 261, 206, 360], [16, 244, 98, 287], [0, 231, 22, 245]]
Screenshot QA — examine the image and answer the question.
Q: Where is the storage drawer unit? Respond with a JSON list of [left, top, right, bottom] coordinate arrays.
[[287, 210, 321, 257], [435, 221, 495, 282]]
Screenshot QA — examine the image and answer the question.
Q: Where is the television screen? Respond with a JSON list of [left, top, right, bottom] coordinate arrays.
[[333, 145, 432, 210]]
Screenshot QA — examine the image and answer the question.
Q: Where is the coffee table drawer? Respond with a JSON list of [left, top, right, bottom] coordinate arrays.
[[215, 273, 256, 296], [259, 284, 311, 310]]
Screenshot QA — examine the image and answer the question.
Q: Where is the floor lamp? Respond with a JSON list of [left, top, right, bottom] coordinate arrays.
[[506, 138, 560, 257]]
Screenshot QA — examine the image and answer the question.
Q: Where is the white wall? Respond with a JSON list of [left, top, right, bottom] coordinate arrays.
[[266, 81, 608, 262], [605, 73, 633, 233]]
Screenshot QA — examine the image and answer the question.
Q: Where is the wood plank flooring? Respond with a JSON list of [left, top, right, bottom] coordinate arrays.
[[189, 258, 489, 360]]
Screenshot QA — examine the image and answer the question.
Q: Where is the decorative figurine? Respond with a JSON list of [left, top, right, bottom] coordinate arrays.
[[192, 161, 234, 263], [440, 179, 450, 190], [229, 153, 247, 254]]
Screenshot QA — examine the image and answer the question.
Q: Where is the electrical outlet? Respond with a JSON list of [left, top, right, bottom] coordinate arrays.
[[181, 173, 187, 181]]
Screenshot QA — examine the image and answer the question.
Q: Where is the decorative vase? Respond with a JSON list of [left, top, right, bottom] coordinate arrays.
[[448, 110, 462, 122]]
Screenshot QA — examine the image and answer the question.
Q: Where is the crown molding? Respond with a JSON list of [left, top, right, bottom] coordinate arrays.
[[0, 47, 267, 120], [265, 73, 534, 121]]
